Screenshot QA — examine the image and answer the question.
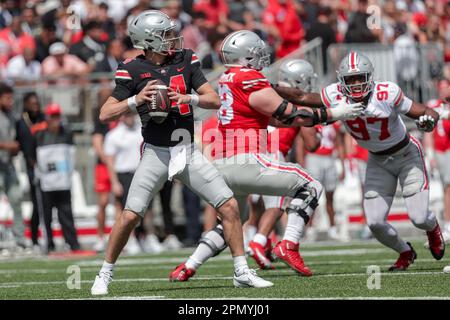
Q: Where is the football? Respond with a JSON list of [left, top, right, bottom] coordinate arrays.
[[147, 79, 171, 124]]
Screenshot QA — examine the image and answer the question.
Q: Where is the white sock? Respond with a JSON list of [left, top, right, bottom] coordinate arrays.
[[233, 255, 248, 273], [245, 225, 257, 239], [185, 243, 214, 270], [283, 212, 305, 244], [100, 261, 114, 274], [253, 233, 267, 247]]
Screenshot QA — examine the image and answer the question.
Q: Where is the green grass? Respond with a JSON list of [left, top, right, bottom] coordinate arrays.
[[1, 239, 449, 299]]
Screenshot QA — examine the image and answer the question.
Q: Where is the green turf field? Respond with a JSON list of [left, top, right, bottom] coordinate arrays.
[[1, 239, 449, 299]]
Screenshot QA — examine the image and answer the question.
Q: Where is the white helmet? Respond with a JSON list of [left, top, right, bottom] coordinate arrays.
[[278, 59, 317, 92], [128, 10, 183, 54], [220, 30, 270, 71], [337, 51, 374, 101]]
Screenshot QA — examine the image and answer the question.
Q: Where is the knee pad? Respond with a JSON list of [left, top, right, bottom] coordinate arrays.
[[199, 223, 228, 257], [287, 180, 323, 225]]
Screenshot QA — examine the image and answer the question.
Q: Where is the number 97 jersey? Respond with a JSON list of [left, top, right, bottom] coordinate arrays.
[[321, 81, 413, 153]]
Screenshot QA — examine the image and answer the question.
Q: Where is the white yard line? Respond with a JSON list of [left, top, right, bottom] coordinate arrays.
[[0, 270, 447, 288]]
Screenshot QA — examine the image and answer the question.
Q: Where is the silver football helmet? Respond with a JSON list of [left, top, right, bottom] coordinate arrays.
[[337, 51, 374, 101], [128, 10, 183, 54], [278, 59, 317, 92], [220, 30, 270, 70]]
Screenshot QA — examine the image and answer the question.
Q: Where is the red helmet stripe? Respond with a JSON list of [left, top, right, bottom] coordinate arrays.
[[349, 52, 357, 71]]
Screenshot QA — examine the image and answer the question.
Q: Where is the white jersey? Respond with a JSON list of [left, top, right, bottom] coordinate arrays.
[[320, 81, 413, 153]]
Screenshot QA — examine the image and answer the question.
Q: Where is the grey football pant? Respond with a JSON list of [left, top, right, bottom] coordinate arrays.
[[363, 137, 436, 252], [125, 143, 233, 217], [213, 153, 320, 221]]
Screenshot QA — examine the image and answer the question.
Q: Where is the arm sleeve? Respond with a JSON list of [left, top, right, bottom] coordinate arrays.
[[190, 52, 208, 91], [111, 62, 135, 101]]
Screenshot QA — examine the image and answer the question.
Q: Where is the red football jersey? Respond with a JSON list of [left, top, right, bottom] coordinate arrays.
[[268, 127, 300, 156], [428, 99, 450, 152], [216, 66, 272, 158]]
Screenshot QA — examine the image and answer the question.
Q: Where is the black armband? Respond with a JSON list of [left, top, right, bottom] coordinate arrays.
[[272, 99, 289, 121], [273, 101, 329, 126], [319, 106, 328, 123]]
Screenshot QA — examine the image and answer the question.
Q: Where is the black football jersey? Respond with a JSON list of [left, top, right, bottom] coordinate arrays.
[[111, 49, 207, 147]]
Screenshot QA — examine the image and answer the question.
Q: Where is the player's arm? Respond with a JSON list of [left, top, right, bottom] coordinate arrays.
[[249, 87, 363, 127], [300, 127, 321, 152], [103, 135, 123, 197], [273, 85, 324, 108], [168, 82, 220, 109], [100, 80, 158, 122], [405, 101, 440, 132]]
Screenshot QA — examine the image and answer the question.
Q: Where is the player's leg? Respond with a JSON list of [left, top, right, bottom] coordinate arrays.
[[364, 154, 415, 271], [244, 195, 263, 250], [172, 147, 273, 288], [94, 163, 111, 252], [401, 137, 444, 260], [323, 157, 339, 240], [248, 195, 283, 269], [436, 151, 450, 240], [176, 194, 246, 279], [4, 166, 26, 248], [91, 144, 170, 295], [220, 153, 323, 276]]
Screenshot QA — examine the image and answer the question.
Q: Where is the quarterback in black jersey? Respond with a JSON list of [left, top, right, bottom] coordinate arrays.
[[91, 10, 273, 295], [109, 47, 208, 147]]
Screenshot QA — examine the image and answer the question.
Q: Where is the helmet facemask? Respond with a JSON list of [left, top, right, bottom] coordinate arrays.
[[144, 23, 183, 55], [241, 45, 270, 71], [338, 72, 373, 101]]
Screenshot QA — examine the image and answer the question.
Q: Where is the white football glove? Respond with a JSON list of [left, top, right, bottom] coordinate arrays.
[[329, 101, 365, 121], [415, 115, 436, 132]]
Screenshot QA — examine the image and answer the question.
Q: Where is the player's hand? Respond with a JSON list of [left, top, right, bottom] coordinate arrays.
[[168, 88, 191, 105], [136, 80, 158, 105], [415, 115, 436, 132], [330, 101, 365, 121]]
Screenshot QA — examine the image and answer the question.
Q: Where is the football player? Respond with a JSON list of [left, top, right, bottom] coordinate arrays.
[[91, 11, 273, 295], [169, 31, 365, 281], [275, 51, 445, 271], [423, 87, 450, 245], [247, 59, 321, 271]]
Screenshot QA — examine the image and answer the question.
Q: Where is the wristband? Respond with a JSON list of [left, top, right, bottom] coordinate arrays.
[[189, 94, 200, 107], [127, 95, 137, 112]]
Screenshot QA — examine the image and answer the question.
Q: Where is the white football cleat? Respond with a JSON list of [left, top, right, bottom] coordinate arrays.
[[443, 265, 450, 274], [163, 234, 183, 250], [233, 268, 274, 288], [144, 234, 163, 254], [124, 235, 142, 255], [93, 238, 106, 252], [91, 272, 113, 296]]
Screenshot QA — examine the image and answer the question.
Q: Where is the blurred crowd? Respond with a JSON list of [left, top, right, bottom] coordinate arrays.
[[0, 0, 449, 255], [0, 0, 449, 84]]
